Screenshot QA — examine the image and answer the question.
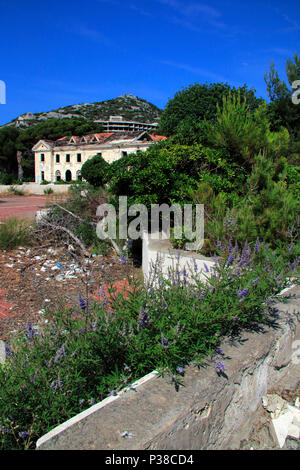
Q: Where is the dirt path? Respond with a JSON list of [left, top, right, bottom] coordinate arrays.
[[0, 196, 50, 221]]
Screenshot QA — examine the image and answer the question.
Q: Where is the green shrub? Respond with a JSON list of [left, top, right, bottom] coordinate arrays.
[[0, 242, 298, 449], [43, 188, 54, 195], [81, 153, 110, 187], [8, 186, 24, 196]]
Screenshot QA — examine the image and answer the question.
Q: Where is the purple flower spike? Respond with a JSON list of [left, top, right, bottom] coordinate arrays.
[[161, 335, 168, 347], [237, 288, 248, 298], [79, 297, 87, 310], [216, 361, 226, 373]]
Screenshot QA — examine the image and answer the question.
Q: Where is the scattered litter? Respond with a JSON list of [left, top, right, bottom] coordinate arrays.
[[120, 431, 135, 439]]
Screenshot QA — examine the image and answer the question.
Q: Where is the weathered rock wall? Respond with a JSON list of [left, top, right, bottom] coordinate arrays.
[[36, 285, 300, 450]]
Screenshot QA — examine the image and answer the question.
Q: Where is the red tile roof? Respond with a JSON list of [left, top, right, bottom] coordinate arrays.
[[149, 134, 167, 141]]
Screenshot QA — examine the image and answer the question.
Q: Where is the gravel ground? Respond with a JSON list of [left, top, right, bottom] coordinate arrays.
[[0, 245, 141, 339]]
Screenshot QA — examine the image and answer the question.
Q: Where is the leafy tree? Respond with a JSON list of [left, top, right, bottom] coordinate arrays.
[[264, 52, 300, 160], [157, 82, 264, 136], [81, 153, 110, 187]]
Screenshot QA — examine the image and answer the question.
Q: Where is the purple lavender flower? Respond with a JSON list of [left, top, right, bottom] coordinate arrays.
[[54, 345, 66, 363], [138, 309, 149, 329], [227, 253, 234, 267], [252, 277, 259, 286], [176, 366, 184, 376], [0, 426, 10, 434], [79, 297, 87, 310], [203, 263, 209, 273], [215, 361, 226, 373], [217, 240, 223, 252], [255, 238, 260, 252], [161, 335, 168, 347], [18, 431, 28, 439], [237, 288, 248, 298], [120, 254, 127, 263], [217, 348, 224, 355]]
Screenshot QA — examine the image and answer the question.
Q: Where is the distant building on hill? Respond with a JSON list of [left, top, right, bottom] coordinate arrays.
[[95, 115, 158, 133], [32, 131, 167, 183]]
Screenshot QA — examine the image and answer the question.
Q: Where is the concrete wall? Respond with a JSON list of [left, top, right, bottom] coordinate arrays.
[[142, 231, 215, 283], [36, 284, 300, 450], [0, 183, 70, 195]]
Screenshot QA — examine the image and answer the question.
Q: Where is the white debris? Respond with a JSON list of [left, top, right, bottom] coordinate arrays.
[[263, 394, 300, 448], [5, 264, 14, 268]]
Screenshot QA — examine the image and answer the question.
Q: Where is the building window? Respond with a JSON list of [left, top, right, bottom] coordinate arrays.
[[122, 151, 127, 157], [66, 154, 70, 163], [41, 171, 45, 181], [56, 154, 60, 163], [77, 153, 81, 162], [55, 170, 61, 182], [76, 170, 82, 181], [40, 154, 45, 162]]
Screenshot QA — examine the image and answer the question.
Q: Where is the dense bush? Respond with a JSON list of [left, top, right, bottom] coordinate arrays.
[[0, 243, 298, 449], [81, 153, 110, 187]]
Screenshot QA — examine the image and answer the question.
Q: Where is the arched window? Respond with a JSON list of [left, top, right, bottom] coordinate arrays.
[[55, 170, 61, 182], [65, 170, 72, 182], [76, 170, 82, 181]]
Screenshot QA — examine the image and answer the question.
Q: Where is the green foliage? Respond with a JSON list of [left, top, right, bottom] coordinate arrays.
[[43, 188, 54, 195], [192, 154, 299, 253], [108, 141, 244, 208], [264, 52, 300, 159], [0, 218, 32, 250], [157, 82, 264, 136], [8, 185, 24, 196], [81, 153, 110, 187], [0, 244, 297, 449]]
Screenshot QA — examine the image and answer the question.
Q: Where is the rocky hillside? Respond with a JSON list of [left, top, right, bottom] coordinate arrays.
[[4, 94, 162, 129]]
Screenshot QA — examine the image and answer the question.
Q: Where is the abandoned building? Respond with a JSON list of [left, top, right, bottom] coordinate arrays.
[[94, 115, 158, 133], [32, 131, 167, 183]]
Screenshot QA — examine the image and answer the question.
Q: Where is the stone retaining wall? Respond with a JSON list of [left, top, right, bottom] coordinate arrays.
[[36, 284, 300, 450], [0, 183, 70, 195]]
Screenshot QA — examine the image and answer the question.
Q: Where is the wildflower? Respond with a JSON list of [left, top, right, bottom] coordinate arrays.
[[161, 334, 168, 348], [176, 366, 184, 376], [217, 348, 224, 355], [79, 399, 85, 405], [120, 254, 127, 263], [217, 240, 223, 252], [18, 431, 28, 439], [0, 426, 10, 434], [203, 263, 209, 273], [199, 290, 206, 299], [237, 288, 248, 298], [226, 253, 234, 267], [255, 238, 260, 252], [54, 345, 66, 363], [193, 261, 198, 272], [216, 361, 226, 373], [24, 321, 35, 341], [252, 277, 259, 286], [79, 297, 87, 311], [228, 240, 233, 253], [138, 309, 149, 329], [29, 374, 38, 384], [5, 345, 14, 357]]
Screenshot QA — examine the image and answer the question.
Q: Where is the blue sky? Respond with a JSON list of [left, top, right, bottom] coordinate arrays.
[[0, 0, 299, 125]]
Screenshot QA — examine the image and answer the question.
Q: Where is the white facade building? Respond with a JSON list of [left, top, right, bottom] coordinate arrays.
[[33, 131, 166, 183]]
